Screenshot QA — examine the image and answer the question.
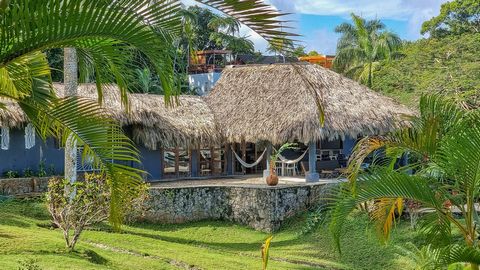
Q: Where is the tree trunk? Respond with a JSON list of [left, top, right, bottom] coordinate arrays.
[[367, 62, 373, 88], [64, 48, 78, 184]]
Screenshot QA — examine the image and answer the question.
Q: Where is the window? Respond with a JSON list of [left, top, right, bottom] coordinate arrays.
[[1, 127, 9, 150], [199, 145, 225, 176], [25, 124, 35, 149], [163, 146, 190, 179]]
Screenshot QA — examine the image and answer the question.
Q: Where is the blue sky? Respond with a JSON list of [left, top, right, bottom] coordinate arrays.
[[182, 0, 449, 55]]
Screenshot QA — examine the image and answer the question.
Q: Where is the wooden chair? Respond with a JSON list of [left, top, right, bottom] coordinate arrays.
[[300, 161, 309, 176]]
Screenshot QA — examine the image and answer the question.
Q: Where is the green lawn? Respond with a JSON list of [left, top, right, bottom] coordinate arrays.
[[0, 199, 422, 270]]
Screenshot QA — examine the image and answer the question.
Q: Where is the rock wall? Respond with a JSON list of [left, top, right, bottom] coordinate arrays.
[[0, 177, 51, 196], [145, 183, 333, 232]]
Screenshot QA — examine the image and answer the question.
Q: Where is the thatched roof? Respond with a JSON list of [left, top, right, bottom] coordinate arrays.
[[206, 63, 414, 144], [0, 98, 28, 128], [1, 64, 413, 148], [0, 83, 220, 149]]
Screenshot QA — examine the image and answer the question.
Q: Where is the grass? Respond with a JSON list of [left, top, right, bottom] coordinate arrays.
[[0, 198, 423, 270]]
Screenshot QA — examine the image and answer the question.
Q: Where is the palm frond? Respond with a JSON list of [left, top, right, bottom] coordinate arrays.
[[436, 110, 480, 198], [197, 0, 299, 53], [18, 85, 143, 227], [370, 197, 403, 242], [433, 244, 480, 266]]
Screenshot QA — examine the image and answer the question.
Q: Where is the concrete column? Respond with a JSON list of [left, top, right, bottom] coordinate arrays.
[[191, 148, 199, 177], [305, 141, 319, 182], [226, 144, 234, 175], [263, 143, 272, 180]]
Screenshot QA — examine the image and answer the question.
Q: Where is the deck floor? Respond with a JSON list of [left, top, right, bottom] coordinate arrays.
[[150, 175, 344, 188]]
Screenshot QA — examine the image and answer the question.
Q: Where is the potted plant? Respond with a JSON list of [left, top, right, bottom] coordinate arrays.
[[266, 143, 297, 186]]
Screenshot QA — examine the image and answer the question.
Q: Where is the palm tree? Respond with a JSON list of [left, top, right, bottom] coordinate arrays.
[[333, 13, 402, 88], [0, 0, 293, 227], [63, 47, 78, 185], [330, 95, 480, 269], [208, 16, 241, 37]]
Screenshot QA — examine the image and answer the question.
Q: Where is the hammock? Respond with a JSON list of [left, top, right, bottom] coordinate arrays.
[[231, 146, 267, 168], [274, 147, 310, 164]]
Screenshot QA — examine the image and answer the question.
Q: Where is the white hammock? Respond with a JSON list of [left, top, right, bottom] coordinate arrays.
[[231, 146, 267, 168], [275, 147, 310, 164]]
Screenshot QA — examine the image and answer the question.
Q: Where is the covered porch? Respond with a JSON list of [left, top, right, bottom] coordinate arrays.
[[205, 63, 413, 183]]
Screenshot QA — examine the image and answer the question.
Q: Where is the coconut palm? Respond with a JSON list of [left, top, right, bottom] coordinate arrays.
[[333, 13, 402, 88], [330, 95, 480, 269], [0, 0, 293, 226]]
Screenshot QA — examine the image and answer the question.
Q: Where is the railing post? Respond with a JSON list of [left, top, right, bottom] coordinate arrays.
[[305, 141, 319, 182]]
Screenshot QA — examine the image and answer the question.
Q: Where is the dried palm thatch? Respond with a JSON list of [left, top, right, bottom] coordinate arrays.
[[0, 98, 28, 128], [206, 63, 414, 145], [1, 83, 220, 149]]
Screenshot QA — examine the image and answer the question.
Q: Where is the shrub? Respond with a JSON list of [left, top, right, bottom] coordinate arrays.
[[23, 167, 34, 178], [46, 174, 110, 251], [37, 161, 47, 177], [3, 170, 19, 178], [46, 173, 150, 251]]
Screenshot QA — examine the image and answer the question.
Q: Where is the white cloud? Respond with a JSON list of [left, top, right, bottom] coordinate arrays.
[[266, 0, 448, 52], [181, 0, 447, 53], [291, 0, 446, 20]]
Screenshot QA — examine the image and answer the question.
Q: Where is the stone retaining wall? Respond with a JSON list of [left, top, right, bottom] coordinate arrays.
[[145, 183, 333, 232], [0, 177, 51, 196]]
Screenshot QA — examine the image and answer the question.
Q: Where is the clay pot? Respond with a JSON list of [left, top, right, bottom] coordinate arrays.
[[266, 160, 279, 186], [266, 174, 279, 186]]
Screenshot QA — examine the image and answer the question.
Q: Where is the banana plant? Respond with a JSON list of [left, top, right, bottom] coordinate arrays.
[[0, 0, 295, 227], [330, 95, 480, 269]]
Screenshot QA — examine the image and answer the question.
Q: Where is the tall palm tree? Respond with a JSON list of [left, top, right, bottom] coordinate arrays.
[[63, 47, 78, 185], [333, 13, 402, 88], [0, 0, 294, 227], [330, 95, 480, 269]]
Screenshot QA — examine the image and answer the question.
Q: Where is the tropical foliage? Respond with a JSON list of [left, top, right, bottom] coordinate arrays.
[[373, 33, 480, 109], [333, 13, 402, 88], [0, 0, 293, 226], [330, 95, 480, 269], [421, 0, 480, 38]]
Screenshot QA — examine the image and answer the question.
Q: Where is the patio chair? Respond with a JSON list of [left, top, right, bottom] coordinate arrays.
[[285, 163, 298, 176]]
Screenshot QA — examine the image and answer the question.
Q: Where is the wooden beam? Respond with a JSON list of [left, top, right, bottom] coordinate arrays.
[[224, 144, 229, 174], [174, 147, 179, 178], [210, 146, 215, 175]]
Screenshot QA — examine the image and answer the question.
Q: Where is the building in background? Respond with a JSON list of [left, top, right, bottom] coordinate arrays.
[[298, 55, 335, 69], [188, 50, 231, 95], [188, 50, 299, 95]]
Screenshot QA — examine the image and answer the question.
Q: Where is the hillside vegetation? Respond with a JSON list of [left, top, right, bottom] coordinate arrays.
[[372, 33, 480, 108]]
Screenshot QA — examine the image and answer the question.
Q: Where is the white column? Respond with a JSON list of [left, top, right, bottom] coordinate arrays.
[[305, 141, 319, 182], [263, 143, 272, 180], [64, 47, 78, 184]]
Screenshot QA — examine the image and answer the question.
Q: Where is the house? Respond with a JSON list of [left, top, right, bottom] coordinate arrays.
[[298, 55, 335, 69], [0, 63, 413, 181]]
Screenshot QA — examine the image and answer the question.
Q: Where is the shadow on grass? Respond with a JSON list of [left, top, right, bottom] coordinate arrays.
[[0, 214, 32, 228], [15, 248, 109, 266], [124, 229, 307, 252], [82, 249, 109, 265], [0, 199, 50, 221]]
